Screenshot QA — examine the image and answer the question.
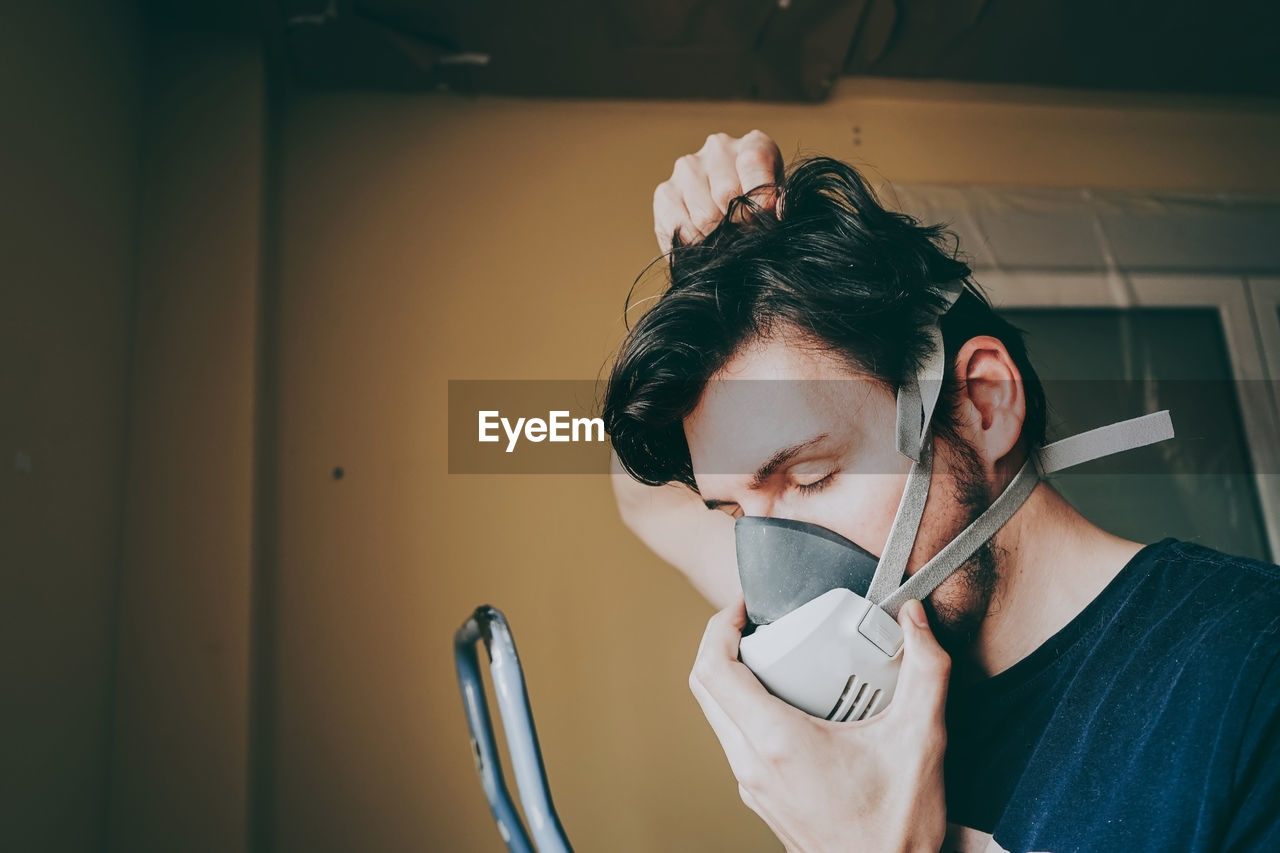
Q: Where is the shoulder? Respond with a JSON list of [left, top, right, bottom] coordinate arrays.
[[1133, 542, 1280, 849], [1118, 538, 1280, 683], [1139, 537, 1280, 622], [1154, 538, 1280, 583]]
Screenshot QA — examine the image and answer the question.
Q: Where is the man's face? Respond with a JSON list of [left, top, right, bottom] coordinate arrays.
[[683, 331, 1000, 656]]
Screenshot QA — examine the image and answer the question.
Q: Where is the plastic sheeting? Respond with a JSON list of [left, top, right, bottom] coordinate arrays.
[[892, 184, 1280, 273]]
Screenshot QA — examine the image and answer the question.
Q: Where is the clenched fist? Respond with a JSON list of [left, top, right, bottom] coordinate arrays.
[[653, 130, 784, 255]]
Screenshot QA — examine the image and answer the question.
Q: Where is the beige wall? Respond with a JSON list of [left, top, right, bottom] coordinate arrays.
[[270, 83, 1280, 852], [0, 4, 142, 850]]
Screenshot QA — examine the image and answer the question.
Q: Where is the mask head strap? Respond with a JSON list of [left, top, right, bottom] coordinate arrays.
[[894, 281, 965, 463], [866, 280, 963, 604]]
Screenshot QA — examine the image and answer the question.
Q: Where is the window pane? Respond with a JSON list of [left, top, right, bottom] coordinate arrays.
[[1000, 308, 1270, 562]]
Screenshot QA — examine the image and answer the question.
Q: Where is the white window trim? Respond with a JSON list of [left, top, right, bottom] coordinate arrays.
[[1248, 277, 1280, 383], [975, 269, 1280, 561]]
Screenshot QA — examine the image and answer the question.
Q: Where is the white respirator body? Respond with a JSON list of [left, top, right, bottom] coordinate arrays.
[[739, 587, 903, 722]]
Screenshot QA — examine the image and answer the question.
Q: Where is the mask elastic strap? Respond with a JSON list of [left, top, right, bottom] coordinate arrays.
[[895, 281, 964, 463], [876, 410, 1174, 618], [871, 281, 963, 603], [864, 435, 934, 605]]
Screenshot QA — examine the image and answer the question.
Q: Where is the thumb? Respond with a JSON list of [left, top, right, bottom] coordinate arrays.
[[888, 599, 951, 724]]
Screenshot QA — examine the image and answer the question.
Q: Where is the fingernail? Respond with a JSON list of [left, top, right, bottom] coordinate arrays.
[[905, 599, 929, 629]]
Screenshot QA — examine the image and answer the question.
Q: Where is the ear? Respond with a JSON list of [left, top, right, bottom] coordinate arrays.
[[951, 335, 1026, 468]]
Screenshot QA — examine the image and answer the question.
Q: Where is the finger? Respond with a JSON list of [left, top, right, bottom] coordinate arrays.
[[653, 181, 705, 255], [688, 630, 770, 790], [689, 664, 758, 783], [671, 154, 724, 239], [737, 783, 783, 838], [700, 136, 744, 217], [887, 599, 951, 726], [693, 596, 747, 660], [735, 130, 783, 209], [692, 600, 795, 742]]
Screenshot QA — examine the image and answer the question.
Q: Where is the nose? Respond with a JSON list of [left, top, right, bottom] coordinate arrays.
[[736, 495, 778, 519]]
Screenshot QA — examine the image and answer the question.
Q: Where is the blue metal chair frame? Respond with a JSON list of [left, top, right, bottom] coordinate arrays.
[[454, 605, 573, 852]]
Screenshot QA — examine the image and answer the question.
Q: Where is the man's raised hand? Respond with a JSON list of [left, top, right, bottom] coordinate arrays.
[[653, 130, 784, 255]]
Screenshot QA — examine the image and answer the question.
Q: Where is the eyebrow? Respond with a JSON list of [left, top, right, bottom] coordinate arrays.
[[701, 433, 831, 510]]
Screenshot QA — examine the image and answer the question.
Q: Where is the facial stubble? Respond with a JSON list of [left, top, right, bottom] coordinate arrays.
[[919, 435, 1004, 663]]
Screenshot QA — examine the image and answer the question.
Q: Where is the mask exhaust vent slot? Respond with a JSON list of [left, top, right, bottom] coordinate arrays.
[[855, 687, 883, 721], [827, 675, 884, 722], [839, 682, 867, 721], [827, 675, 859, 721], [829, 675, 870, 722]]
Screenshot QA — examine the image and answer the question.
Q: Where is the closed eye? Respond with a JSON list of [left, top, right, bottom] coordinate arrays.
[[794, 471, 837, 495]]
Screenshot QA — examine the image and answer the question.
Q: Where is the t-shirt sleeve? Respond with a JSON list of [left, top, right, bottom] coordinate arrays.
[[1221, 630, 1280, 852]]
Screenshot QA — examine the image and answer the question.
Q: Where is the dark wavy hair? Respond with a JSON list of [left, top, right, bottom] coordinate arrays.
[[604, 155, 1046, 490]]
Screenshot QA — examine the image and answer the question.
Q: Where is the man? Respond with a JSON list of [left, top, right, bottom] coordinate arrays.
[[605, 131, 1280, 851]]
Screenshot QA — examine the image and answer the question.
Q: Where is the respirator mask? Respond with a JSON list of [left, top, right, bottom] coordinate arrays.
[[736, 281, 1175, 721]]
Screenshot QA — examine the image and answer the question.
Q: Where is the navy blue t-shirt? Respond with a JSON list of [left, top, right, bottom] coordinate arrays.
[[943, 538, 1280, 853]]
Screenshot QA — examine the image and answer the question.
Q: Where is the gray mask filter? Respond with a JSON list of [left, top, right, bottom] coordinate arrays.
[[736, 517, 879, 627], [736, 281, 1175, 721]]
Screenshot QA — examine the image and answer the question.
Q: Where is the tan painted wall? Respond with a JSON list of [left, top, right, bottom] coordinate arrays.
[[0, 4, 142, 850], [271, 83, 1280, 852]]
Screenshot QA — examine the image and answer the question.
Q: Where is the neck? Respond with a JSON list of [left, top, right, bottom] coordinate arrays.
[[959, 481, 1144, 680]]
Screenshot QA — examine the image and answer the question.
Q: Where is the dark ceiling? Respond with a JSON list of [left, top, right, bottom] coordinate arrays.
[[270, 0, 1280, 102]]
